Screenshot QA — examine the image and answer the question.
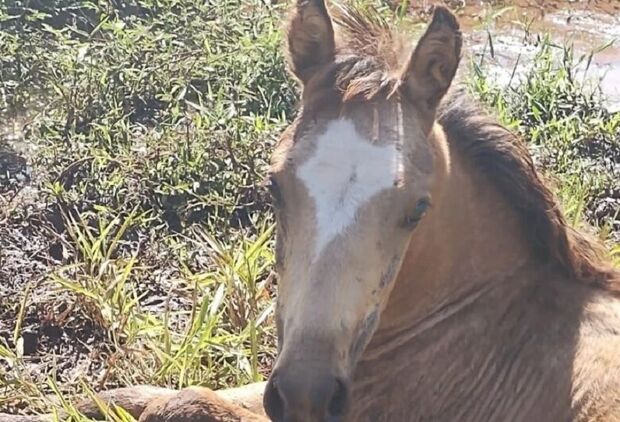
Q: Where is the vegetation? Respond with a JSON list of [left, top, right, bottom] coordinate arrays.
[[0, 0, 618, 420], [1, 0, 293, 416]]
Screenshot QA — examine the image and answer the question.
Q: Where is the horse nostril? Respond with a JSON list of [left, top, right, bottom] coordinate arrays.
[[328, 377, 350, 417], [265, 369, 350, 420], [264, 375, 285, 421]]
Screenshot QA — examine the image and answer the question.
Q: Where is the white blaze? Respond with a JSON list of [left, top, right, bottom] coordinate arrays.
[[297, 119, 401, 258]]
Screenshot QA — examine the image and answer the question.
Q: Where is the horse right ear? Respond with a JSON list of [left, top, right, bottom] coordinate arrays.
[[286, 0, 335, 84], [400, 6, 461, 112]]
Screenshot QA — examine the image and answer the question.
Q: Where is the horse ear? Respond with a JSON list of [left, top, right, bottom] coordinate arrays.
[[286, 0, 335, 84], [400, 6, 462, 111]]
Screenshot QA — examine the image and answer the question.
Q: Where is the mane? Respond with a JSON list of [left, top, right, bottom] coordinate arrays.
[[322, 5, 619, 291], [314, 4, 406, 102], [438, 88, 620, 292]]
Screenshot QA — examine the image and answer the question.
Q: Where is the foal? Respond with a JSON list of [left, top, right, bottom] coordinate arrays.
[[3, 2, 620, 422], [260, 2, 620, 421]]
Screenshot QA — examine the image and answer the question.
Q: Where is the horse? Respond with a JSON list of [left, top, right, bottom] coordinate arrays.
[[3, 2, 620, 421]]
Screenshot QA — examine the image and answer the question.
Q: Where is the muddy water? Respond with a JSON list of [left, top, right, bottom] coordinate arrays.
[[412, 0, 620, 112]]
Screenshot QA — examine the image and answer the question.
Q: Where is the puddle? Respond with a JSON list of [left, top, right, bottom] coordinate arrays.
[[413, 0, 620, 111]]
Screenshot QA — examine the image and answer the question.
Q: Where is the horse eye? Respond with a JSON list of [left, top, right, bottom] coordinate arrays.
[[404, 197, 431, 229], [266, 176, 283, 208]]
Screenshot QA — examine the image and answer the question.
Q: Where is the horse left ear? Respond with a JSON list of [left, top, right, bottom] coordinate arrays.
[[400, 6, 462, 111], [286, 0, 335, 84]]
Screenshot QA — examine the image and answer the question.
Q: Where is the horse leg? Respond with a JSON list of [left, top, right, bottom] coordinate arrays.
[[0, 385, 176, 421], [215, 381, 267, 416], [0, 382, 266, 422], [139, 385, 268, 422], [78, 385, 177, 419]]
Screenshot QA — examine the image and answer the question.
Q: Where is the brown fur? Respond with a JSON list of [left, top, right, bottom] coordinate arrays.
[[300, 4, 462, 105], [139, 387, 267, 422], [298, 5, 400, 104], [0, 384, 267, 421], [286, 0, 335, 83], [437, 88, 620, 291], [0, 386, 175, 421]]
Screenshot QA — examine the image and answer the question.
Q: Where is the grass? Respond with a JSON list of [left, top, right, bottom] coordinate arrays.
[[0, 0, 618, 420], [1, 0, 291, 416]]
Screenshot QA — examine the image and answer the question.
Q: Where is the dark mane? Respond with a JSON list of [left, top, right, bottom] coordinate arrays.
[[312, 5, 406, 102], [438, 88, 620, 291]]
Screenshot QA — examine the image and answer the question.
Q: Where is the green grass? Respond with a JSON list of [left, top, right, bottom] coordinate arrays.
[[0, 0, 618, 420], [1, 0, 291, 416]]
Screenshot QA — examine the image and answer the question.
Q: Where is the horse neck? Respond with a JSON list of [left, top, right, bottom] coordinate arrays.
[[373, 123, 536, 341], [349, 125, 618, 420]]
